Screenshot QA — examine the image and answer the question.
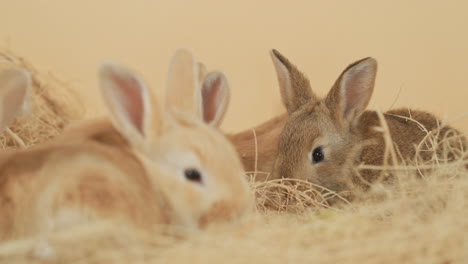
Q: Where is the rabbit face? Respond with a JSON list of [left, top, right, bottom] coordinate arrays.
[[269, 49, 377, 195], [150, 114, 252, 228], [272, 101, 358, 193]]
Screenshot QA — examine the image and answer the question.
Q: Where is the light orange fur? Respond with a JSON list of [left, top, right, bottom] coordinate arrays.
[[0, 50, 253, 242], [0, 139, 167, 240]]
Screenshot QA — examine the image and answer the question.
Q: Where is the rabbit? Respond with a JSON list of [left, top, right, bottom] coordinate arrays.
[[0, 49, 253, 242], [195, 61, 287, 181], [268, 49, 467, 198]]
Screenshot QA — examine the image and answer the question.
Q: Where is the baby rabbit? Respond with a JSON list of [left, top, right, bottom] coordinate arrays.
[[0, 49, 253, 242], [269, 49, 466, 197]]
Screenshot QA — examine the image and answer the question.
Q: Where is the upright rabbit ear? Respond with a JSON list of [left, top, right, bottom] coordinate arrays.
[[325, 57, 377, 125], [166, 48, 202, 118], [99, 62, 163, 150], [197, 62, 208, 84], [270, 49, 317, 114], [201, 71, 230, 127], [0, 69, 30, 132]]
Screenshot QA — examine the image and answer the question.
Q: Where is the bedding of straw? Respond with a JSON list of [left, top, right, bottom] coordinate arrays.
[[0, 109, 466, 264], [0, 49, 82, 149]]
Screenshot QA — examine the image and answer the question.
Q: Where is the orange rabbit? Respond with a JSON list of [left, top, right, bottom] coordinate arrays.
[[0, 49, 253, 242]]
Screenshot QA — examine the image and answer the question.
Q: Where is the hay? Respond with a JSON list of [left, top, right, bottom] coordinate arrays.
[[1, 161, 467, 263], [0, 114, 467, 263], [0, 50, 83, 149]]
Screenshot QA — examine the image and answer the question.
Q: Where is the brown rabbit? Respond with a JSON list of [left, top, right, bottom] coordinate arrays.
[[0, 49, 253, 242], [269, 49, 466, 197], [196, 61, 287, 181]]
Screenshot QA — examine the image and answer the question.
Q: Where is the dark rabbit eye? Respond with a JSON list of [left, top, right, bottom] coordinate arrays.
[[311, 147, 324, 164], [184, 168, 202, 183]]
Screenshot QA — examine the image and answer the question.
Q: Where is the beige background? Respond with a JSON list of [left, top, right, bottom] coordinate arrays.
[[1, 0, 467, 132]]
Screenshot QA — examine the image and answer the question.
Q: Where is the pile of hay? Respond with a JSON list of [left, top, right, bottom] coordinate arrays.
[[0, 50, 82, 149], [1, 161, 467, 263], [0, 124, 466, 264]]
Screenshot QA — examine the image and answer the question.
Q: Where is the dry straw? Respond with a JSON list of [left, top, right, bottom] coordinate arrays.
[[0, 49, 82, 149], [0, 64, 467, 263], [1, 153, 467, 263]]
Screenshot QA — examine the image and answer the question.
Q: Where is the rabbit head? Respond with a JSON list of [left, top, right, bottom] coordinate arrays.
[[0, 68, 30, 133], [269, 49, 377, 194], [99, 49, 252, 229]]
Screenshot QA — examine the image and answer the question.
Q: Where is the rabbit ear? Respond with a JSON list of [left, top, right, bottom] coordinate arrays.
[[166, 48, 202, 118], [0, 69, 30, 132], [197, 62, 208, 84], [325, 57, 377, 124], [99, 62, 163, 149], [270, 49, 317, 114], [201, 71, 230, 127]]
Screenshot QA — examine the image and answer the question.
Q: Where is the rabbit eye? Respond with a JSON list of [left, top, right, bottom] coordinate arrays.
[[311, 147, 324, 164], [184, 168, 203, 183]]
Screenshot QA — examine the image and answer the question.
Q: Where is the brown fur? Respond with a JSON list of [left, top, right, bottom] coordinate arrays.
[[271, 50, 315, 113], [227, 113, 287, 180], [270, 50, 467, 200]]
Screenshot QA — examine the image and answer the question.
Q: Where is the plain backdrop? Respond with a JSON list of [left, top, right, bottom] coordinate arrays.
[[1, 0, 467, 132]]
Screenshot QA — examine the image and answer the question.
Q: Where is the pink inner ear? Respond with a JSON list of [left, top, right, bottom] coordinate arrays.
[[113, 74, 144, 134], [343, 70, 372, 118], [202, 77, 222, 123]]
